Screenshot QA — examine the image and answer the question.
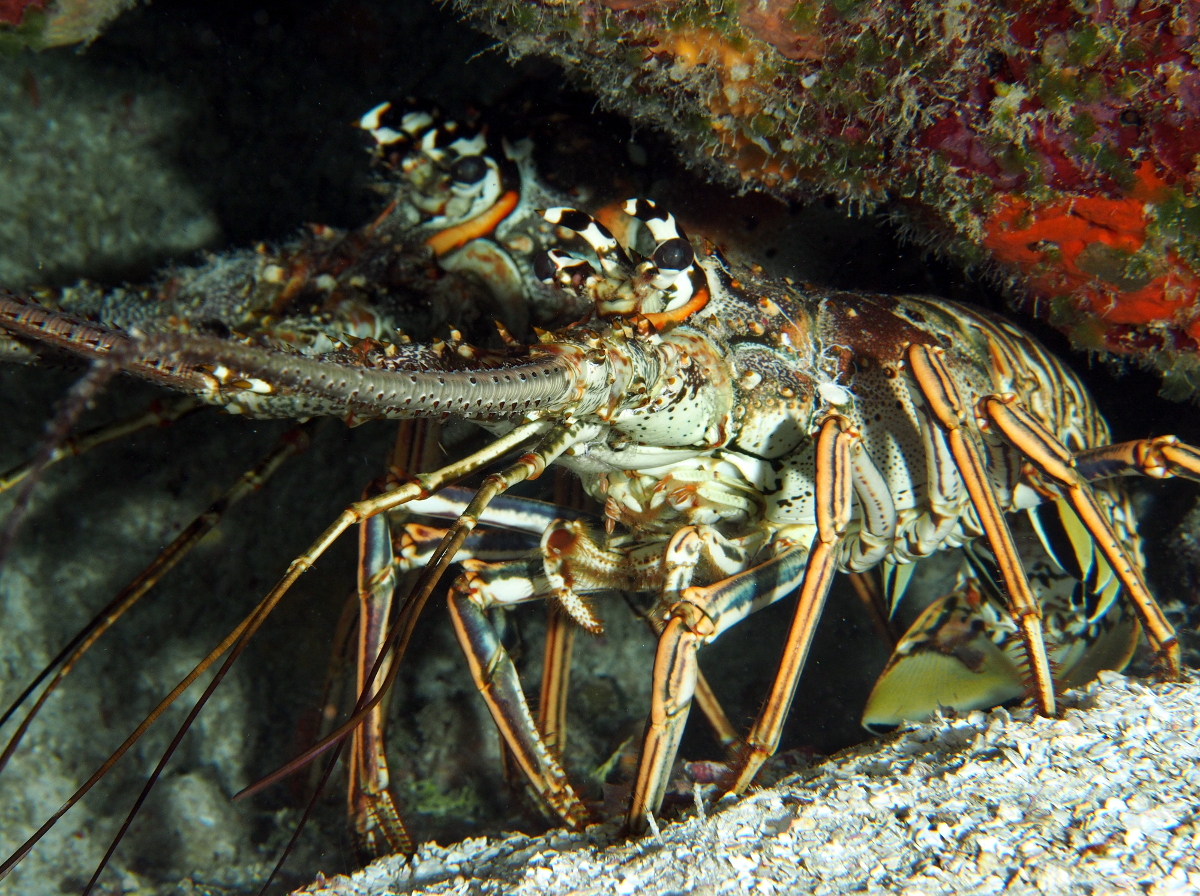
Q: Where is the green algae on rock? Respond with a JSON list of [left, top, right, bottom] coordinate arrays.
[[458, 0, 1200, 394]]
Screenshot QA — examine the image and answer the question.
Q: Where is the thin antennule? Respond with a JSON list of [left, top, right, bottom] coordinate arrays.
[[0, 348, 131, 571], [0, 425, 310, 776]]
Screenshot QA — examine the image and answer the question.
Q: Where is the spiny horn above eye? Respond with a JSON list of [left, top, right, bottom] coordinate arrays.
[[622, 197, 685, 244], [446, 131, 488, 162], [533, 248, 597, 291], [542, 207, 630, 273], [358, 101, 436, 149], [358, 101, 392, 132]]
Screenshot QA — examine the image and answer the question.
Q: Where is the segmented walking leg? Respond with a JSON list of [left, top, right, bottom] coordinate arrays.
[[393, 488, 600, 770], [862, 491, 1147, 734], [401, 509, 746, 777], [345, 419, 442, 860], [445, 520, 668, 825], [864, 427, 1197, 731], [348, 481, 412, 861], [846, 570, 897, 649], [569, 524, 756, 756], [441, 514, 760, 827], [537, 470, 591, 760], [239, 423, 588, 802], [906, 343, 1058, 716], [449, 561, 592, 828], [537, 611, 575, 760], [981, 394, 1182, 676], [1074, 435, 1200, 483], [722, 418, 855, 796], [621, 587, 743, 756], [398, 424, 589, 830], [628, 416, 854, 829]]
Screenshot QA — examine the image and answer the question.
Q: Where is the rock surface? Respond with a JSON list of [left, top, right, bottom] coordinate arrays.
[[459, 0, 1200, 396], [295, 672, 1200, 896]]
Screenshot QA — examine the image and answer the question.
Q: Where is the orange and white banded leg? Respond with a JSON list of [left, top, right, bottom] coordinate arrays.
[[981, 394, 1181, 677], [345, 417, 444, 861], [556, 524, 752, 759], [445, 516, 756, 826], [628, 417, 855, 830], [537, 609, 575, 761], [447, 516, 672, 827], [905, 343, 1058, 716], [336, 424, 591, 834], [657, 525, 765, 755], [347, 481, 412, 861], [536, 471, 594, 759], [397, 491, 610, 766], [1074, 435, 1200, 484], [447, 556, 593, 829]]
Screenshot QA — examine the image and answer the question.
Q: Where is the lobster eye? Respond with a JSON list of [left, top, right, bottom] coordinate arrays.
[[450, 155, 488, 185], [653, 237, 693, 272], [533, 251, 557, 283]]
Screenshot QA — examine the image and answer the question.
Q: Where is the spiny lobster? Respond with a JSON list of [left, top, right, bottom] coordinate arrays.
[[1, 99, 1199, 891]]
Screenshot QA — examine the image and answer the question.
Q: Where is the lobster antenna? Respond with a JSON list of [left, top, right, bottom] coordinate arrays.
[[255, 735, 347, 896], [145, 332, 588, 420], [1, 296, 591, 425]]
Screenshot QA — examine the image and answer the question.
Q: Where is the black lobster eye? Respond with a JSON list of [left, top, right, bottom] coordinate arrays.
[[450, 155, 488, 185], [652, 237, 693, 272], [533, 251, 557, 283]]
